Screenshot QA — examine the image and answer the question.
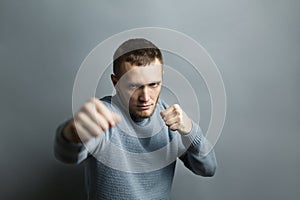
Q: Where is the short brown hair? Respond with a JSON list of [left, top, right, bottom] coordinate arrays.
[[113, 38, 163, 77]]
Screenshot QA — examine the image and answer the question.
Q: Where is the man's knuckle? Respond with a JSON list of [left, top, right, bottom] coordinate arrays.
[[106, 112, 114, 121], [177, 116, 182, 123], [173, 104, 180, 109], [173, 104, 181, 112], [102, 122, 109, 130], [89, 97, 97, 103], [81, 104, 90, 112], [92, 129, 101, 136], [76, 112, 85, 121]]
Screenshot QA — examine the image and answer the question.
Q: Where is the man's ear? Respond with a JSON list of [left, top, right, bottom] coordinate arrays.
[[111, 74, 118, 87]]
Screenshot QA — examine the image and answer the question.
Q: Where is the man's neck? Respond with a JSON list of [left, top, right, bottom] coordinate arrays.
[[130, 114, 150, 126]]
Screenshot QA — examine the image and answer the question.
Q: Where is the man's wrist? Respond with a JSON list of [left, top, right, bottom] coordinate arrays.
[[179, 119, 193, 135], [62, 122, 82, 143]]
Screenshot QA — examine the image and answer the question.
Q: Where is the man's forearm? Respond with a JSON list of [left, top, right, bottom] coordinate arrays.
[[54, 120, 87, 164], [179, 121, 217, 177]]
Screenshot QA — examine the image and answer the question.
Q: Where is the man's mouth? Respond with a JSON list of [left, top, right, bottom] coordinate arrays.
[[136, 104, 152, 110]]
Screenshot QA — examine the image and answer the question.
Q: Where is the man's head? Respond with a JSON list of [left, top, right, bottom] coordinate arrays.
[[111, 38, 163, 119]]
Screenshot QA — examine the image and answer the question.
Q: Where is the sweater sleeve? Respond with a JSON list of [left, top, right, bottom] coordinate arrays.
[[53, 119, 89, 164], [178, 121, 217, 177]]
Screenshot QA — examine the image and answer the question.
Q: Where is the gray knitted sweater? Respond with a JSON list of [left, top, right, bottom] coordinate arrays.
[[54, 96, 217, 200]]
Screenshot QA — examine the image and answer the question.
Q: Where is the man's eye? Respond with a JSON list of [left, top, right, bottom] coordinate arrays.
[[149, 82, 159, 87]]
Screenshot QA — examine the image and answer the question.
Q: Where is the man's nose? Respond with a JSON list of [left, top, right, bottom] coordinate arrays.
[[138, 86, 150, 102]]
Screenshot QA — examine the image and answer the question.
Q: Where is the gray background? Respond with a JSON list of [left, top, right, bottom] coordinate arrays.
[[1, 0, 299, 199]]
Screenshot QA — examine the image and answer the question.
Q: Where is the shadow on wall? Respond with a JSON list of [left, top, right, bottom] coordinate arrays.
[[10, 164, 86, 200]]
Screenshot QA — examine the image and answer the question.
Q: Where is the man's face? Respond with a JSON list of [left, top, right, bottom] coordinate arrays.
[[113, 59, 163, 118]]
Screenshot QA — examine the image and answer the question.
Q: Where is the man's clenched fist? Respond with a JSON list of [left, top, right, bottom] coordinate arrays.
[[160, 104, 192, 135], [63, 98, 121, 143]]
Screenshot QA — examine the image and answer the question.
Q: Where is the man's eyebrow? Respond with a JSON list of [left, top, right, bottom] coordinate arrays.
[[147, 81, 161, 85], [128, 80, 161, 84], [149, 81, 161, 84]]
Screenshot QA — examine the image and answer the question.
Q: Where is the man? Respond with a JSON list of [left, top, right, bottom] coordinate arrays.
[[54, 38, 217, 200]]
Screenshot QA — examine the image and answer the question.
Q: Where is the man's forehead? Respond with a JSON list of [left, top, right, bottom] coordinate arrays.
[[120, 58, 162, 74], [119, 63, 163, 84]]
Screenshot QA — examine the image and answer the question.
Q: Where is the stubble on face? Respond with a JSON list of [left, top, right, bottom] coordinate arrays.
[[128, 94, 160, 119]]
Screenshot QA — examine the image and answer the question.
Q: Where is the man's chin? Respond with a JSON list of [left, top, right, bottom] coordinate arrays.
[[130, 110, 154, 119], [129, 100, 159, 119]]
